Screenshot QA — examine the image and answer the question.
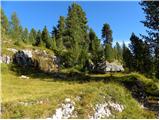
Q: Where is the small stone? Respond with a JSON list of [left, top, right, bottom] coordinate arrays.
[[52, 98, 76, 119], [65, 98, 71, 103], [76, 96, 81, 101], [19, 75, 29, 79]]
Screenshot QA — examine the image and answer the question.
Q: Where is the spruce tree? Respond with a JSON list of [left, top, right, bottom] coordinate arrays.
[[142, 41, 154, 76], [21, 27, 29, 43], [122, 42, 133, 71], [128, 33, 154, 76], [1, 8, 9, 38], [56, 16, 65, 48], [29, 28, 37, 45], [88, 28, 103, 70], [114, 42, 123, 62], [129, 33, 144, 72], [10, 12, 21, 41], [41, 26, 51, 49], [64, 3, 89, 67], [51, 26, 58, 39], [104, 44, 114, 62], [53, 16, 66, 50], [140, 1, 159, 78], [34, 30, 43, 46], [51, 37, 57, 50], [102, 23, 113, 46]]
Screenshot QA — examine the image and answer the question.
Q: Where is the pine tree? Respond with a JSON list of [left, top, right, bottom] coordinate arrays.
[[1, 8, 9, 38], [10, 12, 21, 41], [104, 43, 114, 62], [34, 30, 43, 46], [114, 42, 123, 62], [51, 37, 57, 50], [41, 26, 51, 49], [88, 28, 103, 70], [129, 33, 144, 72], [51, 26, 58, 39], [55, 16, 66, 50], [51, 26, 58, 49], [29, 28, 37, 44], [57, 16, 65, 46], [102, 23, 113, 46], [64, 3, 89, 67], [140, 1, 159, 78], [122, 42, 133, 71], [142, 41, 154, 76], [21, 27, 29, 43]]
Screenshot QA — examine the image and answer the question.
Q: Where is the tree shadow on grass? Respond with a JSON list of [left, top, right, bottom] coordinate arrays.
[[10, 62, 159, 114], [10, 63, 158, 96]]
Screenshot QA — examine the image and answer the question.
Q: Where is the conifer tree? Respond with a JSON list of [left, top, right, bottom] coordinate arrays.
[[1, 8, 9, 38], [51, 26, 58, 39], [101, 23, 114, 62], [29, 28, 37, 44], [56, 16, 65, 48], [102, 23, 113, 46], [51, 37, 57, 50], [129, 33, 144, 72], [142, 41, 154, 76], [88, 28, 103, 70], [64, 3, 89, 67], [129, 33, 154, 76], [104, 44, 114, 62], [10, 12, 21, 41], [41, 26, 51, 49], [114, 42, 123, 62], [21, 27, 29, 43], [122, 42, 133, 71], [34, 30, 43, 46], [53, 16, 66, 50], [140, 1, 159, 78]]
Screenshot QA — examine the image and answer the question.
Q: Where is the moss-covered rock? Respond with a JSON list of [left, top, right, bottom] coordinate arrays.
[[12, 49, 59, 73]]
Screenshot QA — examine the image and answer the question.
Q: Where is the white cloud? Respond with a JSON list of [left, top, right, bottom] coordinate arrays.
[[112, 41, 130, 47]]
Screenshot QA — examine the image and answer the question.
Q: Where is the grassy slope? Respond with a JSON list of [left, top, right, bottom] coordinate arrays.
[[1, 64, 157, 119]]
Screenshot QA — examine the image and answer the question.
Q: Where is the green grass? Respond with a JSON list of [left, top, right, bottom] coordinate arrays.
[[1, 64, 158, 119], [2, 38, 54, 57]]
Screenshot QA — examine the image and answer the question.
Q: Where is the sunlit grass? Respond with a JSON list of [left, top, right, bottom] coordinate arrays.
[[1, 64, 157, 118]]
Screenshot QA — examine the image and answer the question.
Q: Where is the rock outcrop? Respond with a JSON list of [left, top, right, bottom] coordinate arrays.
[[96, 61, 124, 73], [0, 55, 11, 64], [13, 51, 33, 67], [51, 98, 77, 119], [12, 49, 59, 72], [90, 101, 124, 119]]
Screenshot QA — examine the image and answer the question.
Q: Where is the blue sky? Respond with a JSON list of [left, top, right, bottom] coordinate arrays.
[[1, 1, 147, 45]]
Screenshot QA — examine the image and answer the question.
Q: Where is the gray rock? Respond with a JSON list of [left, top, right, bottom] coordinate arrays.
[[0, 55, 11, 64], [12, 50, 59, 72], [22, 49, 32, 58], [19, 75, 29, 79], [52, 98, 77, 119], [96, 61, 124, 73], [13, 51, 33, 67], [90, 101, 124, 119]]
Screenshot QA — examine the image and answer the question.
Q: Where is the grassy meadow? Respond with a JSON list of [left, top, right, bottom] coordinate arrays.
[[1, 63, 158, 119]]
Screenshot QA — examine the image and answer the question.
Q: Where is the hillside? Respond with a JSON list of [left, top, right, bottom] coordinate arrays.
[[1, 63, 159, 119], [1, 37, 159, 119], [1, 1, 159, 119]]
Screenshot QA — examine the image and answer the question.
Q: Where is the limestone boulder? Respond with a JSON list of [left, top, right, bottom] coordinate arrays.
[[96, 61, 124, 73], [12, 49, 59, 72]]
